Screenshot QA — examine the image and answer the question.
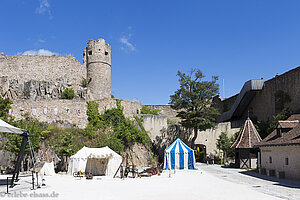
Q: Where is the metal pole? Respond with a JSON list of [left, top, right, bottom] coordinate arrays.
[[10, 131, 29, 187], [6, 177, 9, 194], [36, 172, 40, 188], [31, 171, 35, 190]]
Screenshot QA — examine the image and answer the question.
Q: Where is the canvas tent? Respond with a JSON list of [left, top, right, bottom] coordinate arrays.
[[68, 146, 122, 177], [164, 138, 196, 170], [39, 161, 56, 176], [0, 118, 23, 134], [0, 119, 28, 186]]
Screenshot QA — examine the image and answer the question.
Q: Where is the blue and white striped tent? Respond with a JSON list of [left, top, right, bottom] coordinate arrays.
[[163, 138, 196, 170]]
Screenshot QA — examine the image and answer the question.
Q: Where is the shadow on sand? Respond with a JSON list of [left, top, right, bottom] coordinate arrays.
[[239, 170, 300, 189]]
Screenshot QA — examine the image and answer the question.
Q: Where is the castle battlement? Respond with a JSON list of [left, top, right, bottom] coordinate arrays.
[[0, 38, 143, 128], [0, 38, 111, 101]]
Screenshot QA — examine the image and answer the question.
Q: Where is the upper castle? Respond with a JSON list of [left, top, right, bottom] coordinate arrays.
[[0, 38, 111, 101]]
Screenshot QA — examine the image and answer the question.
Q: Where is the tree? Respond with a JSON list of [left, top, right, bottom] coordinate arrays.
[[0, 96, 12, 121], [216, 132, 232, 163], [170, 68, 219, 148]]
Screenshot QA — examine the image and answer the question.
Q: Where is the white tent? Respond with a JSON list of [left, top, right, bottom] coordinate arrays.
[[39, 161, 56, 176], [68, 146, 122, 177], [0, 118, 23, 134]]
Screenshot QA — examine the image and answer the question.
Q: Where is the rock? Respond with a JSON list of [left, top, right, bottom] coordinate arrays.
[[0, 149, 15, 173], [122, 143, 157, 167]]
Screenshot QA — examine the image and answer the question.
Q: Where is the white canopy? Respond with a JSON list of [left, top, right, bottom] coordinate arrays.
[[68, 146, 122, 177], [39, 161, 56, 176], [0, 118, 23, 134]]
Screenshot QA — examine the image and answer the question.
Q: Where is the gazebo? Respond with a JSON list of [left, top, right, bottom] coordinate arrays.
[[231, 117, 262, 168]]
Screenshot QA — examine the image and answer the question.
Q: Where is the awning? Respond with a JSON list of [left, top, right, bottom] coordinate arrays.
[[0, 119, 24, 134]]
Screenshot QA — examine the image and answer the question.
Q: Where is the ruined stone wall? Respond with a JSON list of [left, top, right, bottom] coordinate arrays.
[[145, 105, 180, 123], [0, 54, 86, 99], [11, 99, 88, 128], [96, 99, 142, 119], [85, 39, 111, 100], [10, 98, 142, 129], [140, 114, 168, 141]]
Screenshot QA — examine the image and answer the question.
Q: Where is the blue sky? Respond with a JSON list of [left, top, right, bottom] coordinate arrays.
[[1, 0, 300, 105]]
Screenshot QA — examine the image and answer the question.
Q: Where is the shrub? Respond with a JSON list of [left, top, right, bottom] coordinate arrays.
[[140, 105, 160, 115], [86, 100, 151, 153], [167, 118, 177, 125], [82, 78, 87, 87], [60, 88, 75, 99]]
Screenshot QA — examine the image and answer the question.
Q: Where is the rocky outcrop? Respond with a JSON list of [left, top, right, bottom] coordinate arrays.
[[0, 76, 87, 100], [0, 149, 14, 173], [122, 143, 157, 167]]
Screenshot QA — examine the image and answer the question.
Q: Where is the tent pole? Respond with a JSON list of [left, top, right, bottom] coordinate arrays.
[[10, 131, 29, 187]]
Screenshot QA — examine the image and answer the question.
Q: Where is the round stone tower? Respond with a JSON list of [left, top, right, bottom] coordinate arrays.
[[84, 38, 111, 100]]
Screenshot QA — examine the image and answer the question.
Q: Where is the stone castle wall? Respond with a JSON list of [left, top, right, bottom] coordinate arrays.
[[248, 67, 300, 121], [141, 113, 239, 158], [10, 98, 142, 129], [140, 114, 168, 141], [0, 54, 86, 99], [195, 122, 240, 154], [216, 67, 300, 122], [145, 105, 180, 123], [85, 39, 111, 99]]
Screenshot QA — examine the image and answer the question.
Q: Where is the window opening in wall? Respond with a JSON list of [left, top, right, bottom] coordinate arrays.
[[105, 51, 108, 55], [285, 157, 289, 165], [269, 156, 272, 163], [98, 49, 101, 52], [88, 51, 92, 55]]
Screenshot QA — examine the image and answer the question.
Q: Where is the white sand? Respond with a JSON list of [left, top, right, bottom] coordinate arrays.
[[0, 167, 284, 200]]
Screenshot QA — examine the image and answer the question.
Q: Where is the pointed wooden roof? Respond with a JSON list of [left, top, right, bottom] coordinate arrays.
[[231, 117, 262, 149]]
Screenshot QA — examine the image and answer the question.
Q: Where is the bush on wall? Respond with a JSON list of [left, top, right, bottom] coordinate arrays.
[[60, 88, 75, 99]]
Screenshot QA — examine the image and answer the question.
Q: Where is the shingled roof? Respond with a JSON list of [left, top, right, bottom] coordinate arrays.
[[256, 114, 300, 147], [231, 118, 262, 149], [277, 120, 299, 129]]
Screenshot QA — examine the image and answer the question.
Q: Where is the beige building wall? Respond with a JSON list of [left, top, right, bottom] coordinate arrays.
[[195, 122, 240, 154], [260, 145, 300, 180]]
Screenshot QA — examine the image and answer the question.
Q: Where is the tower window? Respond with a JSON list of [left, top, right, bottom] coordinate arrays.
[[105, 51, 108, 55], [285, 157, 289, 165], [269, 156, 272, 164], [88, 51, 92, 55]]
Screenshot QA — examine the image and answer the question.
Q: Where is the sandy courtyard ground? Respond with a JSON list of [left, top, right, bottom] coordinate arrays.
[[1, 163, 299, 200]]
